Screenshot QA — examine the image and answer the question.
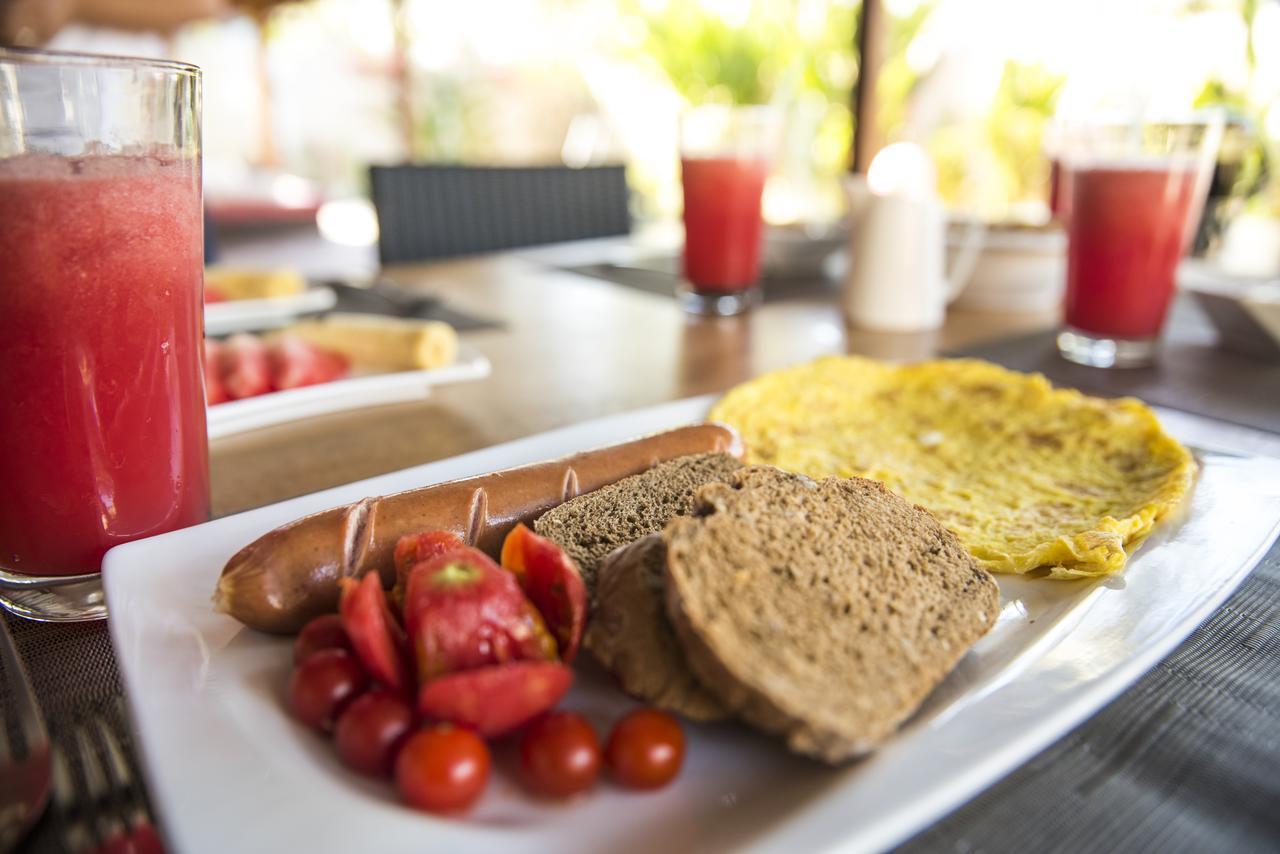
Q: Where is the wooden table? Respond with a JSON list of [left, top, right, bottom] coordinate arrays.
[[209, 246, 1057, 516]]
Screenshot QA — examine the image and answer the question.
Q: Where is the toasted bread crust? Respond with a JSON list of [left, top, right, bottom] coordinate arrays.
[[664, 467, 999, 763], [533, 452, 744, 595], [586, 535, 729, 721]]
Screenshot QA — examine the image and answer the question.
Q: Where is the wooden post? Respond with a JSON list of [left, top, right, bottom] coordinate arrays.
[[852, 0, 887, 173], [253, 10, 278, 169], [392, 0, 416, 162]]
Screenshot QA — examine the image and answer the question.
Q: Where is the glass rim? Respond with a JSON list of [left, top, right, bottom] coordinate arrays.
[[0, 45, 199, 77]]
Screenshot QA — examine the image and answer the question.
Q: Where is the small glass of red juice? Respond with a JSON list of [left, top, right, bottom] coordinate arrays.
[[0, 49, 208, 620], [678, 105, 780, 316], [1057, 116, 1222, 368]]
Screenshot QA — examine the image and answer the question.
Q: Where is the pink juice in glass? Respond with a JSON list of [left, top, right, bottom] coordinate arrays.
[[681, 156, 770, 291], [0, 154, 210, 576], [1063, 161, 1199, 340]]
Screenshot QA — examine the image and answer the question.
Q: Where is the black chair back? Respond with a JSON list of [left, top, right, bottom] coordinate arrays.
[[369, 163, 631, 264]]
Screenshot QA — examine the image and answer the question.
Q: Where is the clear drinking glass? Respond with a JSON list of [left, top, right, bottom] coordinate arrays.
[[0, 48, 208, 620], [1056, 115, 1222, 368], [678, 105, 780, 316]]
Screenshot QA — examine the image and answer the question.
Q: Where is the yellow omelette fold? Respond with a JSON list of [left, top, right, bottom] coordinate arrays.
[[709, 356, 1194, 579]]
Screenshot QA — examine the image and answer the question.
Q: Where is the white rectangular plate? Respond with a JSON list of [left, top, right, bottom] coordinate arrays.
[[204, 286, 339, 336], [206, 345, 490, 439], [103, 397, 1280, 854]]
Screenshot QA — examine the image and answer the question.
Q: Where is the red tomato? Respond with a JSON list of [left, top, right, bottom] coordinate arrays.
[[605, 708, 685, 790], [293, 614, 352, 665], [500, 524, 588, 662], [519, 712, 601, 798], [203, 339, 229, 406], [339, 572, 411, 692], [392, 531, 466, 606], [394, 531, 467, 577], [203, 285, 227, 304], [402, 547, 557, 682], [269, 334, 349, 391], [217, 333, 272, 400], [335, 690, 414, 777], [288, 649, 368, 732], [417, 660, 573, 738], [394, 725, 490, 814]]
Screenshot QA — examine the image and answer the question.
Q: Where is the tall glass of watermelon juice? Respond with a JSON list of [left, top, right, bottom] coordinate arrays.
[[0, 49, 207, 620], [1056, 116, 1222, 368], [679, 106, 780, 316]]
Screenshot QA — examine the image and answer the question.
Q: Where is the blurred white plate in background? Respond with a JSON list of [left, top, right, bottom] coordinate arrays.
[[204, 286, 338, 336], [205, 343, 490, 439]]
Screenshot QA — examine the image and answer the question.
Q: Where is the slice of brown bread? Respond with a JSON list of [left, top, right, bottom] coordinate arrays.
[[663, 466, 1000, 764], [586, 535, 729, 722], [533, 452, 743, 594]]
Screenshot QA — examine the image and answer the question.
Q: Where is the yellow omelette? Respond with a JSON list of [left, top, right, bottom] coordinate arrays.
[[709, 356, 1195, 579]]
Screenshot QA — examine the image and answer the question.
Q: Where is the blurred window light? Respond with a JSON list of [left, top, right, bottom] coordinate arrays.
[[270, 174, 319, 208], [317, 198, 380, 247], [868, 142, 937, 201], [171, 0, 1276, 226]]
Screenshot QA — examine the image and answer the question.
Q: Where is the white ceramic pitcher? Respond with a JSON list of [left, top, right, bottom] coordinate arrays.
[[841, 157, 983, 332]]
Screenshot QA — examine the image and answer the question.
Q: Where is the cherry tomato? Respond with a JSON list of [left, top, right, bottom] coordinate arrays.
[[335, 690, 414, 777], [604, 708, 685, 790], [293, 614, 352, 665], [519, 711, 601, 798], [394, 725, 491, 814], [288, 648, 368, 732]]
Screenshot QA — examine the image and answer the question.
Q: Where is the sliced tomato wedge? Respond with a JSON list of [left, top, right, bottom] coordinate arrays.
[[416, 661, 573, 738], [339, 572, 411, 694], [269, 334, 349, 391], [204, 339, 229, 405], [501, 524, 588, 663]]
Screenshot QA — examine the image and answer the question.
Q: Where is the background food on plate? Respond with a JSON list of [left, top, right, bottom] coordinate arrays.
[[205, 333, 349, 405], [662, 466, 999, 763], [204, 267, 307, 303], [280, 313, 458, 372], [533, 452, 744, 594], [711, 356, 1194, 579]]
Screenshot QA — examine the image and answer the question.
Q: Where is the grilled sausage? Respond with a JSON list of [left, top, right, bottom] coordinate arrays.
[[214, 424, 744, 633]]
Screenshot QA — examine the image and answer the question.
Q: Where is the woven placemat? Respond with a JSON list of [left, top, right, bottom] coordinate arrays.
[[2, 616, 150, 854], [952, 297, 1280, 434], [897, 544, 1280, 853]]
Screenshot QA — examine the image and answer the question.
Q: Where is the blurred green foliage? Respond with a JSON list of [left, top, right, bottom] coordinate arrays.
[[1191, 0, 1278, 216], [621, 0, 857, 203], [623, 0, 857, 108]]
